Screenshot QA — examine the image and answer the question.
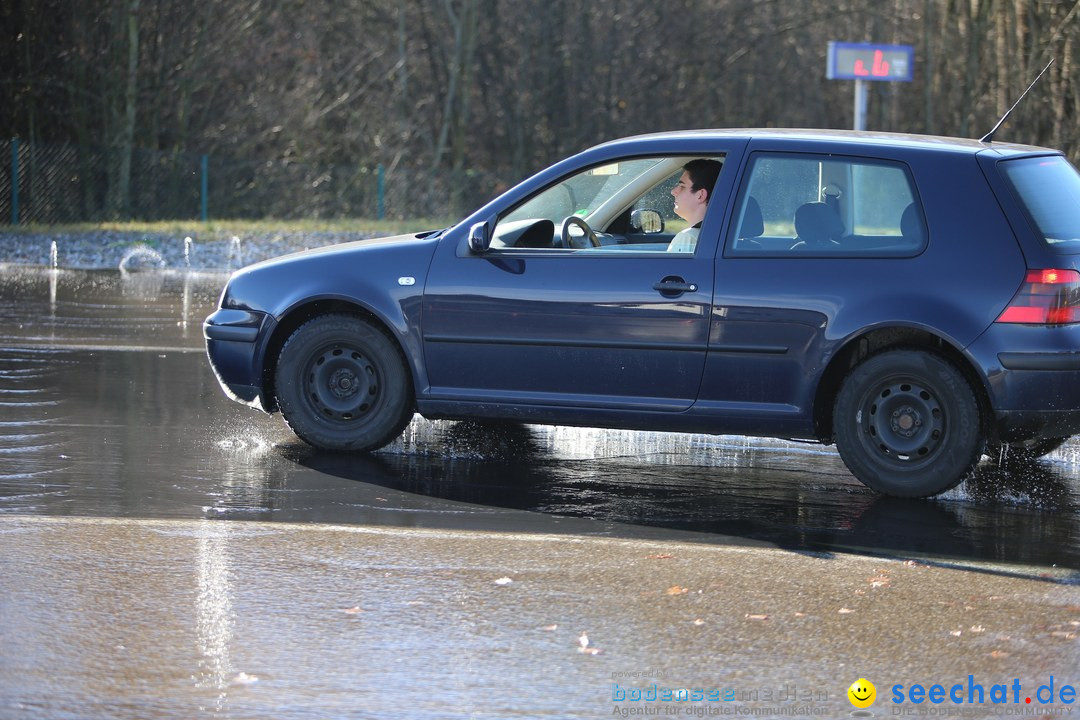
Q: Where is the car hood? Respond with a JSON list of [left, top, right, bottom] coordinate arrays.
[[236, 230, 441, 273], [220, 230, 443, 316]]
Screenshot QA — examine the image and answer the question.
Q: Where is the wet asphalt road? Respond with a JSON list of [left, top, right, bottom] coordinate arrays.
[[1, 266, 1079, 719], [1, 266, 1079, 571]]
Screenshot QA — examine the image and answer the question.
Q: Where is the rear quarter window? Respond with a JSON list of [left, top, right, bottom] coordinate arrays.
[[726, 152, 926, 257], [1000, 155, 1080, 254]]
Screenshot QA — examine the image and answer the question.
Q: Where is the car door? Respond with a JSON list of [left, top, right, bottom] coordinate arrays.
[[421, 152, 740, 413], [422, 251, 711, 411], [698, 147, 929, 429]]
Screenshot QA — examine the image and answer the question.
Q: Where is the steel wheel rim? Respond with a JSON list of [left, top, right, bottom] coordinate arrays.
[[304, 345, 379, 422], [862, 379, 945, 463]]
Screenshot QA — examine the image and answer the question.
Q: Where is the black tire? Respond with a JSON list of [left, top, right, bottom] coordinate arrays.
[[833, 350, 982, 497], [986, 436, 1069, 462], [275, 314, 413, 451]]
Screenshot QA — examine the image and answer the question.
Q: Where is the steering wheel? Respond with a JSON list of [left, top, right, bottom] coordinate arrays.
[[560, 215, 601, 248]]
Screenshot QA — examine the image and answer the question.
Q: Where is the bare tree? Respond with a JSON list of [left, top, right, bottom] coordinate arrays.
[[110, 0, 140, 218], [6, 0, 1080, 221]]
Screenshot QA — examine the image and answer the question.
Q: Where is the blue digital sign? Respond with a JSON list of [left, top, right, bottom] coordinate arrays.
[[827, 42, 913, 82]]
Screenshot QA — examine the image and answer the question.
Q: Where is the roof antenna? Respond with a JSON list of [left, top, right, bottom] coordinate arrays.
[[980, 58, 1054, 144]]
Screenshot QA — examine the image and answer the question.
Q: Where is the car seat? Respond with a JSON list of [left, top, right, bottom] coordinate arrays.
[[900, 203, 926, 247], [791, 201, 844, 250], [735, 196, 764, 249]]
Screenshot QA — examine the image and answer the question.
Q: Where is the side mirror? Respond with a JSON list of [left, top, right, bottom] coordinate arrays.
[[630, 209, 663, 234], [468, 222, 491, 253]]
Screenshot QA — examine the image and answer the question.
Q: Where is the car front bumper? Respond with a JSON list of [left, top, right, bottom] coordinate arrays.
[[203, 308, 273, 412]]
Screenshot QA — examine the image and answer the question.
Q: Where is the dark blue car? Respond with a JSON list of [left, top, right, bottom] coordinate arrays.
[[205, 129, 1080, 497]]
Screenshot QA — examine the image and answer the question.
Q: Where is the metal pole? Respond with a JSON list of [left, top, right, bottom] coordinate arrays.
[[376, 163, 385, 220], [11, 138, 19, 225], [854, 79, 868, 131], [200, 154, 208, 222]]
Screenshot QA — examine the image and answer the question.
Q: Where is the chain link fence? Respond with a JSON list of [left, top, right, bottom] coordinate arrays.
[[1, 138, 503, 225]]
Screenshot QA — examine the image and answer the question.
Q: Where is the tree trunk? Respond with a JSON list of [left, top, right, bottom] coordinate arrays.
[[449, 0, 478, 217], [112, 0, 140, 219]]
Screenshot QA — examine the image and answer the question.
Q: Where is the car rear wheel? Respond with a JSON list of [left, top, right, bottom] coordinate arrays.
[[986, 436, 1069, 462], [833, 350, 982, 497], [276, 314, 413, 451]]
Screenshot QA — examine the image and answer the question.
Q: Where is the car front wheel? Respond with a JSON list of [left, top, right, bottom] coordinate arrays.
[[833, 350, 982, 497], [276, 314, 413, 451]]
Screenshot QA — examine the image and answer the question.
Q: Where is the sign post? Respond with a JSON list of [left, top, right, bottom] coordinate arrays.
[[827, 42, 914, 131]]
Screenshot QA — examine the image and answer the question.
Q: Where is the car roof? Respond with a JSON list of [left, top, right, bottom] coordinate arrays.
[[596, 128, 1056, 158]]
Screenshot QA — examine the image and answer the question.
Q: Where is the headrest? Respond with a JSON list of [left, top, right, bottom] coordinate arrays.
[[794, 202, 844, 243], [739, 196, 764, 238], [900, 203, 925, 244]]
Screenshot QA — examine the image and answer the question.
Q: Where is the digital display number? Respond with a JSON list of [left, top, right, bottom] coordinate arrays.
[[827, 42, 913, 82]]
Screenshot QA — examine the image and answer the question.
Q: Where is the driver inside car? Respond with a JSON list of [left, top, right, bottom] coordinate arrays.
[[667, 158, 722, 253]]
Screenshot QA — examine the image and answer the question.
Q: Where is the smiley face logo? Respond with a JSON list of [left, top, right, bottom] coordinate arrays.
[[848, 678, 876, 708]]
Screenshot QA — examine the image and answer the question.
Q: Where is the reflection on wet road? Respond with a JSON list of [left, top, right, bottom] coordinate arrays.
[[1, 267, 1079, 574], [0, 266, 222, 350]]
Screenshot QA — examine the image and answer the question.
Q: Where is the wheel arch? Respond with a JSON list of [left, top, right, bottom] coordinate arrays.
[[260, 297, 416, 413], [812, 326, 993, 442]]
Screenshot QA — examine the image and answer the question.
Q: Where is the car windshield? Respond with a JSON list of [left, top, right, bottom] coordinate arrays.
[[503, 158, 666, 223], [1000, 155, 1080, 254]]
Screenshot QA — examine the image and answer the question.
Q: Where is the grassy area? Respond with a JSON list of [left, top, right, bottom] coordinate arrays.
[[0, 218, 456, 236]]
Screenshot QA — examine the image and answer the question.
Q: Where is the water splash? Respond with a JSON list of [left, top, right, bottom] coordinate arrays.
[[228, 236, 243, 270], [49, 241, 58, 270], [118, 244, 167, 273], [184, 237, 193, 268]]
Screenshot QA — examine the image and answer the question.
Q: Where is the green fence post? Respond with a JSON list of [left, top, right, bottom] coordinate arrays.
[[10, 138, 19, 225], [200, 154, 208, 222], [377, 163, 385, 220]]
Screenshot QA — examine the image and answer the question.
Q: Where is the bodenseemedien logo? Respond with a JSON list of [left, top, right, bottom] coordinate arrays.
[[848, 678, 876, 709]]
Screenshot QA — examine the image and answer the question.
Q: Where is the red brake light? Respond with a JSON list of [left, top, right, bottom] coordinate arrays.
[[996, 269, 1080, 325]]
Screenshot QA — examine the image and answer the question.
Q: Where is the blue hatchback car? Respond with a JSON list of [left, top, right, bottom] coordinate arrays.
[[205, 129, 1080, 497]]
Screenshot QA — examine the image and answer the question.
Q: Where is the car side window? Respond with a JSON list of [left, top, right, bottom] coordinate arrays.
[[631, 172, 682, 227], [488, 156, 724, 253], [726, 152, 926, 256]]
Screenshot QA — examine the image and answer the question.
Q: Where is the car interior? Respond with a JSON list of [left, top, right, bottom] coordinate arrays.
[[490, 156, 712, 252], [484, 152, 928, 256], [727, 155, 927, 256]]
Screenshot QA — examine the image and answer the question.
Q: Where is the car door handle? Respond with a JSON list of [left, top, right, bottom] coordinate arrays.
[[653, 278, 698, 295]]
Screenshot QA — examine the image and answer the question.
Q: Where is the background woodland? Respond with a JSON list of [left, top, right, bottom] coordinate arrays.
[[4, 0, 1079, 220]]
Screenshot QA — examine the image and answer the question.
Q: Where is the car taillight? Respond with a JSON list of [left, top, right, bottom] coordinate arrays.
[[996, 269, 1080, 325]]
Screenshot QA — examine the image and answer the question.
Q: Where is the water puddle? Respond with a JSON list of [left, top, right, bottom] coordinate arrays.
[[0, 268, 1078, 573]]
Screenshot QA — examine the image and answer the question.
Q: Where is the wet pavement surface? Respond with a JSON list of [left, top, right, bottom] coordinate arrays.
[[1, 266, 1079, 718], [4, 514, 1079, 719], [2, 266, 1079, 572]]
